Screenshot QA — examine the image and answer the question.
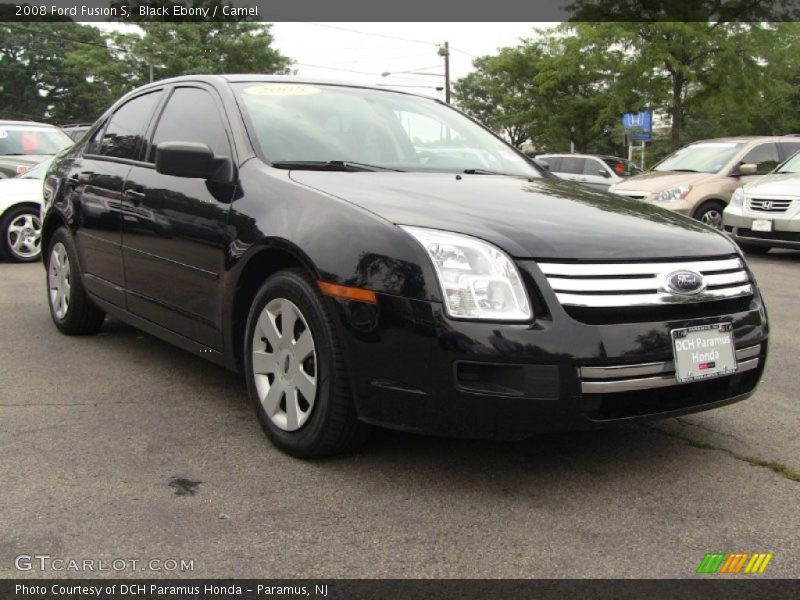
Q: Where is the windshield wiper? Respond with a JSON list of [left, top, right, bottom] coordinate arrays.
[[271, 160, 404, 172], [463, 168, 509, 175]]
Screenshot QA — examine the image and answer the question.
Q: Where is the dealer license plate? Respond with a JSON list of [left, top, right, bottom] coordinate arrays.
[[752, 219, 773, 232], [671, 323, 737, 383]]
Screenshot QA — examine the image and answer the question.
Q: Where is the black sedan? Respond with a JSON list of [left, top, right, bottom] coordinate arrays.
[[41, 76, 768, 457]]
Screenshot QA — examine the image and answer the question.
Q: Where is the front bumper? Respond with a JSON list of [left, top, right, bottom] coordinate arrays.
[[724, 208, 800, 249], [331, 262, 768, 440]]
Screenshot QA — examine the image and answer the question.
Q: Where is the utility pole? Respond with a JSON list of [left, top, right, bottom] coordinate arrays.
[[149, 63, 154, 83], [438, 41, 450, 103]]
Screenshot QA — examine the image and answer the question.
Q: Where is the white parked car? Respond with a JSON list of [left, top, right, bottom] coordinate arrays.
[[536, 153, 643, 191], [723, 151, 800, 254], [0, 158, 51, 262]]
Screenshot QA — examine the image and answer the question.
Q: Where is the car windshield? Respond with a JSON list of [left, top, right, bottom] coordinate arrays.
[[775, 151, 800, 174], [233, 83, 542, 178], [0, 125, 72, 156], [18, 158, 53, 179], [653, 142, 744, 174]]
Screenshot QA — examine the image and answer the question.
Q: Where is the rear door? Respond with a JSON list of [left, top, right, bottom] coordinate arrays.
[[69, 90, 163, 307], [121, 84, 237, 349], [580, 156, 613, 190]]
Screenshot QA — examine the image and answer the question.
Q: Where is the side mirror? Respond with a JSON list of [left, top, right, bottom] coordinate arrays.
[[598, 169, 611, 178], [155, 141, 233, 183], [738, 163, 758, 176]]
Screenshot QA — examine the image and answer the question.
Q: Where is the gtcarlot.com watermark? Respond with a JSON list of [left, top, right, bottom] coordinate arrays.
[[15, 554, 194, 573]]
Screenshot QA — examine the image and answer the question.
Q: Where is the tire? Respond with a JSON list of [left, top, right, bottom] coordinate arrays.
[[694, 201, 725, 230], [45, 227, 105, 335], [738, 243, 771, 255], [1, 205, 42, 262], [244, 268, 370, 458]]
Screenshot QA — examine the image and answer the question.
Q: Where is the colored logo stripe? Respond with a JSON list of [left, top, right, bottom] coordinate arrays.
[[697, 552, 773, 574]]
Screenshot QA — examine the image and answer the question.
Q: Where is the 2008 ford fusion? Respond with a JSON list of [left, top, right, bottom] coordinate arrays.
[[41, 76, 768, 457]]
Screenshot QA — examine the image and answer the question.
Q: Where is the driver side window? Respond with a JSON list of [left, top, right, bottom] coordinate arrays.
[[741, 143, 780, 175]]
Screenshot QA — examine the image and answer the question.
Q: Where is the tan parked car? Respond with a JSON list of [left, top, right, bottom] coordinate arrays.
[[610, 136, 800, 228]]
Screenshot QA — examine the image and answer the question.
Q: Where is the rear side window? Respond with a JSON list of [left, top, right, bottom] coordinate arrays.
[[540, 156, 562, 171], [149, 87, 231, 162], [559, 156, 585, 174], [740, 142, 780, 174], [98, 91, 162, 160]]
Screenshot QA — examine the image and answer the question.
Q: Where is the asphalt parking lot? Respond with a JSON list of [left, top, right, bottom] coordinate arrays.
[[1, 252, 798, 579]]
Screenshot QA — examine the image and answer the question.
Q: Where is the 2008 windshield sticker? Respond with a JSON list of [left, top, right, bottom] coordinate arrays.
[[243, 84, 321, 96]]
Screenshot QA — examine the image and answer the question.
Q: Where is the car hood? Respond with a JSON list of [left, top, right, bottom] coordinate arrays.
[[612, 170, 712, 192], [0, 178, 44, 203], [743, 172, 799, 196], [289, 172, 736, 260]]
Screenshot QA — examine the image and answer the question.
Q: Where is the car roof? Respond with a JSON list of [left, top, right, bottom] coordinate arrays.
[[135, 74, 436, 101], [0, 120, 61, 129], [690, 136, 795, 144]]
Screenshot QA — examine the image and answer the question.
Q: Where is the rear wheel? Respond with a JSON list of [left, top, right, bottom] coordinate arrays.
[[244, 268, 369, 458], [46, 228, 105, 335], [1, 205, 41, 262], [694, 200, 725, 230]]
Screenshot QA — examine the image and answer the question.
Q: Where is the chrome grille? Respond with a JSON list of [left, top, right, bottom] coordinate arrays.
[[748, 198, 793, 213], [539, 257, 752, 307]]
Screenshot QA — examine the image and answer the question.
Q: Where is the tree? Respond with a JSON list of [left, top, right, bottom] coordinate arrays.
[[111, 22, 292, 87], [453, 46, 542, 148]]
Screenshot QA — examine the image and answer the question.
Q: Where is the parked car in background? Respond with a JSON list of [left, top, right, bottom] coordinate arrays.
[[0, 121, 72, 179], [536, 153, 642, 191], [611, 136, 800, 229], [42, 76, 767, 458], [60, 123, 92, 142], [0, 158, 51, 262], [723, 150, 800, 254]]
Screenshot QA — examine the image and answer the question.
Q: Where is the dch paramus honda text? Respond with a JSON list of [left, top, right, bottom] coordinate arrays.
[[41, 76, 768, 457]]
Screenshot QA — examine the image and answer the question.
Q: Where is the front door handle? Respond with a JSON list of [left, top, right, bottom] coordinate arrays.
[[125, 189, 146, 206]]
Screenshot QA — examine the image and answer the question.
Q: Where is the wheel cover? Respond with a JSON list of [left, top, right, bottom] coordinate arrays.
[[7, 212, 41, 259], [252, 297, 318, 432], [701, 208, 723, 229], [48, 242, 71, 319]]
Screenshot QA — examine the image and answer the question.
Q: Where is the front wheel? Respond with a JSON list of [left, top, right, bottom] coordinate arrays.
[[46, 228, 105, 335], [1, 205, 42, 262], [694, 201, 725, 230], [244, 269, 369, 458]]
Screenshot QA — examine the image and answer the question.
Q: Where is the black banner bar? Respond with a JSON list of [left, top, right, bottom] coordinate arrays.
[[1, 0, 800, 22], [3, 579, 800, 600]]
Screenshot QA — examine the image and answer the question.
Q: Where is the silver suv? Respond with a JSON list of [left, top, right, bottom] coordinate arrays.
[[723, 150, 800, 254], [537, 154, 642, 191], [611, 136, 800, 229]]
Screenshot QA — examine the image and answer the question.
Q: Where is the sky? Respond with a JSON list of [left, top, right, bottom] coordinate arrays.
[[98, 22, 555, 100], [269, 23, 552, 99]]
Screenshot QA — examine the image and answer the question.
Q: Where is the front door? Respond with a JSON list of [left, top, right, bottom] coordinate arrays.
[[121, 85, 237, 349]]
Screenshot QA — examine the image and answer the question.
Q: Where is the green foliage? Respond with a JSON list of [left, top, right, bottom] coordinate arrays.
[[0, 20, 291, 125], [453, 22, 800, 157]]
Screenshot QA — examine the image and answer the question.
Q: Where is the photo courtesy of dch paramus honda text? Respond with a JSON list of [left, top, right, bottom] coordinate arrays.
[[41, 76, 768, 457]]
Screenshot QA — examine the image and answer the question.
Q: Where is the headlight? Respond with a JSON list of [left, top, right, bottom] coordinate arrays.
[[656, 185, 692, 202], [730, 187, 745, 208], [401, 226, 532, 321]]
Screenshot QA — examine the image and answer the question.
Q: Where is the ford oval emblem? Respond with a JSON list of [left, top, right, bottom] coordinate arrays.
[[664, 269, 706, 295]]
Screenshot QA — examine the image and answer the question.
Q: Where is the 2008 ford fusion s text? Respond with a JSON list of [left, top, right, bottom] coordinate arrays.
[[41, 76, 768, 458]]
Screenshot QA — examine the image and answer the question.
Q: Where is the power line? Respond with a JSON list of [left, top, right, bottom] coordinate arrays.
[[304, 23, 438, 47]]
